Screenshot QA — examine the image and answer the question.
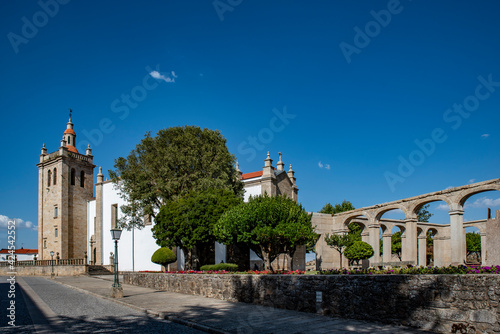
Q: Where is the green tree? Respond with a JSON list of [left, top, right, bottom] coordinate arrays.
[[215, 195, 318, 271], [153, 189, 242, 269], [391, 231, 403, 261], [324, 233, 350, 268], [109, 126, 244, 230], [417, 204, 433, 222], [344, 241, 374, 266], [319, 200, 355, 214], [466, 231, 481, 262], [151, 247, 177, 267]]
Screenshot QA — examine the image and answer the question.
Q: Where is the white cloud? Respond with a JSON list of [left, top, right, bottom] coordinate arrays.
[[149, 70, 176, 83], [468, 179, 476, 184], [435, 203, 449, 211], [481, 134, 490, 139], [0, 215, 38, 231], [318, 161, 331, 170], [466, 196, 500, 209]]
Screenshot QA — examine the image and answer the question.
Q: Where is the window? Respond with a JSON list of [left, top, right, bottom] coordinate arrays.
[[111, 204, 118, 228], [54, 206, 58, 218], [80, 170, 85, 187], [53, 168, 57, 185], [71, 168, 75, 185], [43, 239, 47, 249], [47, 170, 52, 187], [68, 136, 71, 145], [55, 227, 58, 237], [144, 214, 153, 226]]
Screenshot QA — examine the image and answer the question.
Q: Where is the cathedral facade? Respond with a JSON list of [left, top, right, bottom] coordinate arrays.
[[38, 117, 303, 271]]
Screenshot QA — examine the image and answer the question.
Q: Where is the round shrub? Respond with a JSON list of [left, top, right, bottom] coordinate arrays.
[[344, 241, 374, 265], [200, 263, 238, 272], [151, 247, 177, 266]]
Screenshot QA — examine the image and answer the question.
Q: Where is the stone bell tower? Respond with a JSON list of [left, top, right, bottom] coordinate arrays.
[[37, 114, 95, 260]]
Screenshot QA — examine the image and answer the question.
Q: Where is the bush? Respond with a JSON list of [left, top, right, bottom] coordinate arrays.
[[151, 247, 177, 266], [200, 263, 238, 272], [344, 241, 374, 265]]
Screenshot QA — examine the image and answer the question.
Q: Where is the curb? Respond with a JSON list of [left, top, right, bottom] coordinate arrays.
[[49, 276, 229, 334]]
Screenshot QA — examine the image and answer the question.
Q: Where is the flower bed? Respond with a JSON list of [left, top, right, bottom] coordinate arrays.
[[164, 269, 305, 275], [319, 265, 500, 275]]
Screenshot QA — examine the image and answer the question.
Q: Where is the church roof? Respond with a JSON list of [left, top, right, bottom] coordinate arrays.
[[242, 171, 263, 180], [66, 145, 79, 153], [0, 248, 38, 254], [64, 128, 76, 135]]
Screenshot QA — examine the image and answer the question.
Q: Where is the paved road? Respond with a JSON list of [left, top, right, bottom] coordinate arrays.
[[0, 276, 204, 334]]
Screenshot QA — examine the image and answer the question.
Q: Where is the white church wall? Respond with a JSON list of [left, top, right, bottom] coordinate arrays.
[[243, 184, 261, 202], [100, 182, 161, 272]]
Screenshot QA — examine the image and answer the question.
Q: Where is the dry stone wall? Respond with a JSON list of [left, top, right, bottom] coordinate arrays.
[[124, 273, 500, 333]]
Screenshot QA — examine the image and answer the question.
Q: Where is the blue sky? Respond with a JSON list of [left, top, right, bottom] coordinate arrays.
[[1, 0, 500, 250]]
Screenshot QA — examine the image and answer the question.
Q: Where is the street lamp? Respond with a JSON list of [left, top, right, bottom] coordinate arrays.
[[50, 251, 55, 279], [110, 228, 123, 298]]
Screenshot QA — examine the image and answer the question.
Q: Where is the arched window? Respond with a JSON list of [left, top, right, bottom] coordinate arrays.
[[53, 168, 57, 185], [71, 168, 75, 185], [47, 170, 52, 187], [80, 170, 85, 187], [68, 136, 71, 145]]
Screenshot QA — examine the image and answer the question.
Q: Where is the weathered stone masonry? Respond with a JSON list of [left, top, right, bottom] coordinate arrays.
[[124, 273, 500, 333]]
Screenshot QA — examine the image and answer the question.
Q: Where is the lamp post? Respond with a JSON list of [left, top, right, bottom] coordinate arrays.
[[50, 251, 55, 279], [110, 228, 123, 298]]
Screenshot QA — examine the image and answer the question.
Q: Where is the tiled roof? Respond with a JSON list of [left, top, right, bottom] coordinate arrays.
[[66, 145, 79, 153], [64, 128, 76, 135], [242, 171, 263, 180], [0, 248, 38, 254]]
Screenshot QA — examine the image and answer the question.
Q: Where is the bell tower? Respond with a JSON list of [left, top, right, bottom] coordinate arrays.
[[37, 114, 95, 260]]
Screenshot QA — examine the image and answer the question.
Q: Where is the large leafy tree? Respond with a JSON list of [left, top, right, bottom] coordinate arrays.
[[319, 200, 355, 214], [153, 189, 242, 269], [215, 195, 318, 271], [109, 126, 244, 229]]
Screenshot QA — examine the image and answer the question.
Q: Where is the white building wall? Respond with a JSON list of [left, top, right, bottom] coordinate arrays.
[[243, 184, 261, 202]]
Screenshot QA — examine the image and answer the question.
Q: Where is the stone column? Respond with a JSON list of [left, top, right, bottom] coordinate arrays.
[[382, 233, 392, 264], [368, 224, 380, 264], [402, 218, 417, 264], [418, 235, 427, 266], [480, 232, 487, 265], [95, 168, 104, 265], [449, 210, 465, 265]]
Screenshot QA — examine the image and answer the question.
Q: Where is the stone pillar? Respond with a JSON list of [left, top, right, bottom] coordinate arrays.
[[449, 210, 465, 265], [368, 224, 380, 264], [382, 233, 392, 264], [95, 168, 104, 265], [480, 232, 487, 265], [418, 235, 427, 266], [402, 218, 417, 264]]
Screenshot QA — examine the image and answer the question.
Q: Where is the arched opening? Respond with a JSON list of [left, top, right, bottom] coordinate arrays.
[[80, 170, 85, 187], [71, 168, 75, 185], [426, 228, 438, 266], [47, 170, 52, 187], [377, 209, 405, 264], [465, 226, 481, 264], [53, 168, 57, 185], [390, 225, 405, 261]]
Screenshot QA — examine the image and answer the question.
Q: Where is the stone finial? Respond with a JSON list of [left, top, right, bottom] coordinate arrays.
[[236, 160, 240, 172], [41, 143, 47, 155], [264, 151, 273, 167], [86, 144, 92, 156], [97, 166, 104, 183], [60, 137, 67, 147], [277, 152, 284, 171], [263, 151, 274, 178], [288, 164, 295, 184]]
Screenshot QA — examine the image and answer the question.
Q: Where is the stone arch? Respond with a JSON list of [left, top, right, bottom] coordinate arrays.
[[458, 184, 500, 207], [409, 196, 453, 216], [342, 211, 371, 230], [374, 205, 409, 221]]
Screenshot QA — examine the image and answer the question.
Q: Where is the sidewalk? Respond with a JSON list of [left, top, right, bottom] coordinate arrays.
[[52, 275, 434, 334]]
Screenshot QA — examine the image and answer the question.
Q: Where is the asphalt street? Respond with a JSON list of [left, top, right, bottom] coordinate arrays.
[[0, 276, 204, 334]]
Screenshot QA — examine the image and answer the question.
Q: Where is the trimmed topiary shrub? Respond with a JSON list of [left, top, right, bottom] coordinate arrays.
[[200, 263, 238, 271], [151, 247, 177, 267], [344, 241, 374, 266]]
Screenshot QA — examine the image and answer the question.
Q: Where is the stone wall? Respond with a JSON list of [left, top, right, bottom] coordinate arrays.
[[0, 264, 87, 276], [124, 273, 500, 333]]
